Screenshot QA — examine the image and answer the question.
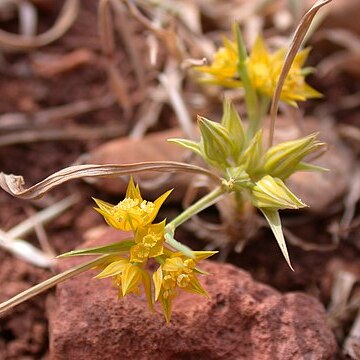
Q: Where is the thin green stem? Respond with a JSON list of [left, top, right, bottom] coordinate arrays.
[[235, 26, 259, 128], [166, 186, 226, 232], [246, 95, 271, 139]]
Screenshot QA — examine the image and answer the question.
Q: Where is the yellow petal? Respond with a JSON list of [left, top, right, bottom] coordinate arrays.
[[250, 36, 269, 63], [92, 198, 115, 212], [162, 257, 184, 272], [294, 47, 311, 68], [95, 259, 129, 279], [121, 264, 142, 296], [153, 267, 163, 301], [140, 269, 154, 311], [160, 296, 173, 323], [125, 177, 143, 202], [185, 275, 209, 298], [150, 189, 173, 223], [129, 244, 149, 262]]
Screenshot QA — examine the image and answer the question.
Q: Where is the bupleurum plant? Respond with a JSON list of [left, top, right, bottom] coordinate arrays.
[[0, 5, 329, 323]]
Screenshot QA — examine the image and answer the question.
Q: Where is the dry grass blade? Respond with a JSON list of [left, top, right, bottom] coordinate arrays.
[[8, 194, 79, 240], [124, 0, 183, 60], [0, 94, 114, 131], [0, 255, 111, 314], [0, 230, 54, 268], [0, 194, 79, 266], [328, 270, 357, 318], [159, 61, 195, 139], [268, 0, 332, 147], [344, 307, 360, 359], [0, 0, 79, 50], [283, 227, 338, 251], [111, 0, 146, 88], [0, 162, 222, 199], [0, 125, 126, 146], [18, 0, 37, 36], [99, 0, 132, 114]]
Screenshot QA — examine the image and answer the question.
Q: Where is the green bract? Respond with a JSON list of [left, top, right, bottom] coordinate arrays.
[[169, 100, 324, 269]]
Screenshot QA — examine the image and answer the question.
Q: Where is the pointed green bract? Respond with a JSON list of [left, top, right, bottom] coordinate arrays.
[[167, 138, 202, 156], [251, 175, 307, 210], [295, 162, 329, 172], [261, 209, 294, 271]]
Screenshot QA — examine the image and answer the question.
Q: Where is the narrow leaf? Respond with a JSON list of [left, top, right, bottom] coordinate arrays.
[[167, 138, 202, 156], [261, 209, 294, 271], [58, 240, 135, 258]]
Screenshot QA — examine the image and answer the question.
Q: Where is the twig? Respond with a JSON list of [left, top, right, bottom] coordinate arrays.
[[8, 194, 79, 240], [111, 0, 146, 88], [0, 94, 115, 131], [159, 61, 195, 139], [0, 125, 126, 146], [0, 230, 54, 268], [99, 0, 132, 114], [0, 0, 79, 50]]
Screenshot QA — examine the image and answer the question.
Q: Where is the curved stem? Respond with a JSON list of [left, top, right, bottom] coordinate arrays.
[[166, 186, 226, 231]]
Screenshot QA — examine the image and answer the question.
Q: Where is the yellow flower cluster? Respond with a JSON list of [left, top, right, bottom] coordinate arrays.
[[196, 35, 322, 106], [91, 178, 215, 322]]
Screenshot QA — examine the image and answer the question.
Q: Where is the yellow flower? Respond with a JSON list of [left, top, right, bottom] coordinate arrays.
[[153, 255, 212, 323], [195, 35, 321, 105], [196, 38, 242, 88], [247, 36, 322, 106], [93, 177, 172, 231], [95, 257, 153, 309], [130, 220, 166, 262]]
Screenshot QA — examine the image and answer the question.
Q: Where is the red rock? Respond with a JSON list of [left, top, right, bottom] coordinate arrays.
[[49, 233, 337, 360]]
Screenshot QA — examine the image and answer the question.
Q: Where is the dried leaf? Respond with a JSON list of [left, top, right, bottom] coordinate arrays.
[[0, 162, 221, 200]]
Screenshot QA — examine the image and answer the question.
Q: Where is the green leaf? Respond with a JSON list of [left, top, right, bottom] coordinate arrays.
[[167, 138, 202, 157], [58, 240, 135, 258], [261, 209, 294, 271]]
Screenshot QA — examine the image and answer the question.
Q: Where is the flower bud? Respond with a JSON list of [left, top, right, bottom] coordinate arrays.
[[263, 133, 324, 179], [198, 116, 232, 169], [251, 175, 307, 210]]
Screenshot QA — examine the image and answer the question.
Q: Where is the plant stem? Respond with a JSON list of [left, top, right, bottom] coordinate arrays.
[[235, 26, 258, 129], [166, 186, 226, 231], [247, 95, 270, 140]]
